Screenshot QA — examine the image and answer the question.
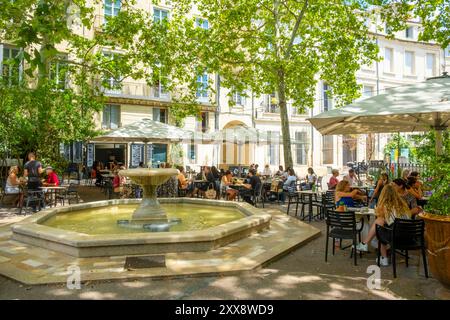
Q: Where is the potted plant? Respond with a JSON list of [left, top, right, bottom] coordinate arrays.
[[419, 154, 450, 288]]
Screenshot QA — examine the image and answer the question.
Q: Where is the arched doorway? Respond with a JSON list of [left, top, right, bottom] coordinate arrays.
[[220, 121, 252, 168]]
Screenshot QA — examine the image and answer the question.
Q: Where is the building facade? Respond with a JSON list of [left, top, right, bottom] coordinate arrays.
[[1, 1, 449, 176]]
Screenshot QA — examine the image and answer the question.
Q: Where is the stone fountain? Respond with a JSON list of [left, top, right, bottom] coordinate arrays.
[[118, 168, 180, 231]]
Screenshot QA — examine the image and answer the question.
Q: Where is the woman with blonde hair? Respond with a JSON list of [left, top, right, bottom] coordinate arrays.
[[355, 184, 411, 266], [335, 180, 366, 208], [5, 166, 24, 207]]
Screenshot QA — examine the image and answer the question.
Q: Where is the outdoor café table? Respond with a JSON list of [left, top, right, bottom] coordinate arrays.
[[39, 186, 67, 208], [347, 207, 377, 241], [297, 189, 325, 222], [229, 184, 251, 202]]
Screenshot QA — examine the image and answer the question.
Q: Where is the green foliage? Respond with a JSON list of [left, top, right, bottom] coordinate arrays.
[[411, 129, 450, 215], [0, 0, 148, 168], [411, 131, 450, 164], [423, 154, 450, 216], [370, 0, 450, 49]]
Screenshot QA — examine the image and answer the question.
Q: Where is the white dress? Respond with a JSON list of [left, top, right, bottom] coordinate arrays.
[[5, 178, 20, 194]]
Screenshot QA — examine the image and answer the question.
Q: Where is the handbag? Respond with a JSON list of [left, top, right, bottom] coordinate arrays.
[[205, 183, 217, 199]]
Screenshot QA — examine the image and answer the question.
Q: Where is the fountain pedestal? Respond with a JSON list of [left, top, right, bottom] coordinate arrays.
[[119, 168, 179, 227]]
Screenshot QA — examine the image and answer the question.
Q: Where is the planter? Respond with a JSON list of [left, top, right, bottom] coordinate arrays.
[[420, 213, 450, 288]]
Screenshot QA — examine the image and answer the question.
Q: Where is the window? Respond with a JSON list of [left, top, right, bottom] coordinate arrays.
[[445, 46, 450, 57], [322, 135, 333, 164], [265, 93, 279, 113], [153, 62, 168, 98], [196, 73, 208, 99], [404, 51, 415, 75], [384, 23, 392, 34], [104, 0, 121, 18], [294, 131, 308, 165], [323, 83, 331, 111], [49, 57, 68, 90], [153, 79, 168, 98], [188, 144, 196, 163], [152, 144, 167, 165], [102, 104, 120, 129], [426, 53, 435, 77], [384, 48, 393, 73], [232, 90, 245, 106], [1, 46, 21, 85], [267, 131, 280, 166], [342, 135, 357, 164], [196, 112, 209, 133], [405, 26, 414, 39], [196, 18, 209, 29], [152, 108, 166, 123], [362, 85, 374, 98], [153, 8, 169, 23], [102, 52, 122, 93]]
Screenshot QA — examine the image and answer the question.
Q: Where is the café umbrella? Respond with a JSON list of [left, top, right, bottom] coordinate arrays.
[[91, 118, 212, 164], [307, 74, 450, 156], [92, 118, 211, 144]]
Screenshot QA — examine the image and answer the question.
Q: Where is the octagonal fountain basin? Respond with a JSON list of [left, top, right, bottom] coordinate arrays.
[[12, 198, 271, 258]]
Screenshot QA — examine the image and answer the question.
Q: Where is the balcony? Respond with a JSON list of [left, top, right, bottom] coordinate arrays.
[[99, 80, 171, 101]]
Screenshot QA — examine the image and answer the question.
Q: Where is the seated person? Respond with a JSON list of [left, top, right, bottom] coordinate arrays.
[[279, 168, 297, 203], [343, 169, 360, 187], [274, 165, 284, 177], [355, 185, 412, 266], [220, 170, 238, 201], [406, 176, 423, 200], [262, 164, 272, 177], [177, 166, 189, 189], [328, 169, 339, 190], [369, 173, 389, 205], [177, 166, 194, 195], [5, 166, 24, 207], [401, 169, 410, 182], [241, 169, 261, 206], [391, 178, 422, 216], [43, 167, 59, 186], [192, 166, 215, 197], [305, 167, 317, 189], [335, 180, 366, 209]]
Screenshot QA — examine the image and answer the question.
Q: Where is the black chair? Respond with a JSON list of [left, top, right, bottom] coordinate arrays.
[[376, 219, 428, 278], [19, 189, 45, 215], [318, 190, 336, 219], [56, 183, 80, 206], [325, 210, 364, 266], [286, 191, 299, 216], [0, 181, 19, 206]]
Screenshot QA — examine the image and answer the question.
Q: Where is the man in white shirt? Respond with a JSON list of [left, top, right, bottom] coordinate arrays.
[[343, 168, 360, 187]]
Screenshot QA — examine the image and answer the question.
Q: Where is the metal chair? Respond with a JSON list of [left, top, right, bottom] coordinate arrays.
[[376, 219, 428, 278], [56, 184, 80, 206], [19, 189, 45, 215], [325, 210, 364, 266]]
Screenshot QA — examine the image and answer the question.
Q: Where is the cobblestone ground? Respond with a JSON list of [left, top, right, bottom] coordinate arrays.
[[0, 184, 449, 300]]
